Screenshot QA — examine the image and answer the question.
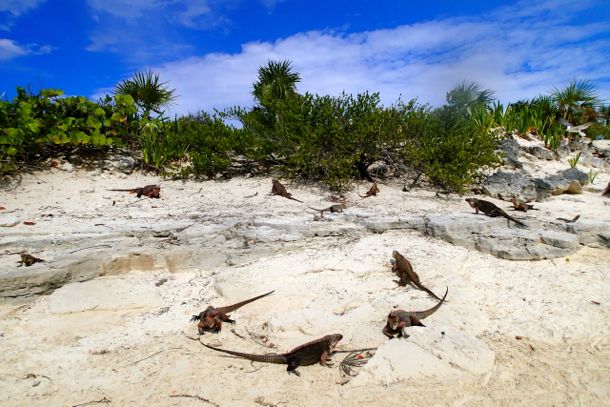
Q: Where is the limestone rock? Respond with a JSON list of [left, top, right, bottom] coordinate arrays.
[[535, 168, 589, 199], [105, 154, 137, 174], [352, 326, 495, 385], [481, 171, 537, 202]]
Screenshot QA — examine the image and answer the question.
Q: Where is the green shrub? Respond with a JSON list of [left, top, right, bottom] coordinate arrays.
[[400, 105, 503, 191], [587, 123, 610, 140], [176, 112, 235, 177], [0, 87, 138, 173]]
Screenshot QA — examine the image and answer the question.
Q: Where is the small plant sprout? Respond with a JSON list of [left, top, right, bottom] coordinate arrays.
[[568, 152, 581, 168]]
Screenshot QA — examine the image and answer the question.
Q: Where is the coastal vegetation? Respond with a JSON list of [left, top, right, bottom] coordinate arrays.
[[1, 60, 607, 191]]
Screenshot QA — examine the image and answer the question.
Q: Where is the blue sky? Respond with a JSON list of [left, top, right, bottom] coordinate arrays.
[[1, 0, 609, 116]]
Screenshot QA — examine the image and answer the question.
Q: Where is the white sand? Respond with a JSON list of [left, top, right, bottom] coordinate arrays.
[[0, 160, 608, 406]]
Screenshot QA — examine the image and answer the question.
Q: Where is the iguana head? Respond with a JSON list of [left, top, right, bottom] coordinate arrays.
[[328, 333, 343, 348]]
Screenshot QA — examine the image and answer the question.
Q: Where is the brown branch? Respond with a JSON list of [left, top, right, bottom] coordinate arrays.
[[71, 397, 111, 407], [169, 394, 219, 406], [125, 347, 183, 366], [125, 198, 146, 207]]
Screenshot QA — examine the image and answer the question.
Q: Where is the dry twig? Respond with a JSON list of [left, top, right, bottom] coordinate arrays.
[[169, 394, 218, 406], [71, 397, 111, 407]]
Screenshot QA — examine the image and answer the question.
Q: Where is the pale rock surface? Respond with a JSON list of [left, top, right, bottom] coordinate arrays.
[[0, 152, 608, 405]]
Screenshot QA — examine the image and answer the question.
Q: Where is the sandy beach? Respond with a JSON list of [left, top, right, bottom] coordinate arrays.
[[0, 154, 609, 406]]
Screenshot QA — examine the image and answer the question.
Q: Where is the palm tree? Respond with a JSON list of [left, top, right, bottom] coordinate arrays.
[[114, 70, 176, 117], [252, 60, 301, 106], [550, 80, 600, 124], [446, 80, 495, 114]]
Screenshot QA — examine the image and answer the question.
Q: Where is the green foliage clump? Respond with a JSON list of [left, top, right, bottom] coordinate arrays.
[[137, 113, 237, 177], [587, 123, 610, 140], [0, 87, 137, 173], [230, 80, 502, 192], [228, 90, 408, 190], [114, 70, 176, 118], [175, 112, 236, 177], [7, 67, 605, 194], [400, 103, 503, 191], [551, 79, 600, 124]]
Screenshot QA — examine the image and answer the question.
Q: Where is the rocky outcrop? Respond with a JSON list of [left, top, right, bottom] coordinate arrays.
[[482, 168, 590, 202], [535, 168, 589, 199], [523, 145, 556, 160], [498, 139, 523, 169], [481, 171, 538, 202], [424, 213, 610, 260]]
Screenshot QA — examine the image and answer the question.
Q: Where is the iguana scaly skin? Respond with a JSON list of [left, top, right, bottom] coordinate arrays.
[[306, 203, 346, 216], [109, 184, 161, 198], [271, 179, 303, 203], [390, 250, 442, 301], [17, 253, 44, 267], [190, 291, 274, 334], [382, 287, 448, 339], [203, 333, 343, 375], [465, 198, 527, 227], [511, 197, 537, 212], [359, 182, 380, 198]]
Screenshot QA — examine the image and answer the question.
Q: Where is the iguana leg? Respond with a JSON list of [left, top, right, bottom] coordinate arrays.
[[320, 350, 333, 367], [287, 357, 301, 376], [382, 323, 396, 338]]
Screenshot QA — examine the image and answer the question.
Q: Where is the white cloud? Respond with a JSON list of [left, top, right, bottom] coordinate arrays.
[[0, 38, 52, 60], [173, 0, 212, 28], [0, 38, 25, 59], [93, 0, 610, 115], [0, 0, 46, 16], [86, 0, 167, 20], [0, 0, 46, 30]]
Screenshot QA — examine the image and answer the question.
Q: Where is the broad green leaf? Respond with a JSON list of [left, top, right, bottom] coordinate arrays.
[[87, 116, 102, 130], [91, 132, 107, 145], [27, 120, 41, 133], [74, 131, 91, 144], [5, 128, 22, 138]]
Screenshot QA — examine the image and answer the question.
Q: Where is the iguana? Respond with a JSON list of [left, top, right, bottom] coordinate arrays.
[[306, 203, 346, 216], [17, 252, 44, 267], [390, 250, 442, 301], [511, 197, 537, 212], [190, 291, 274, 334], [271, 179, 303, 203], [109, 184, 161, 198], [359, 182, 380, 198], [465, 198, 527, 227], [382, 287, 448, 339], [203, 333, 343, 376]]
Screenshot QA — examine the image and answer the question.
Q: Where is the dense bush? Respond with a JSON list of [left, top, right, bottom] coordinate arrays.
[[3, 65, 608, 192], [136, 113, 238, 176], [0, 87, 137, 173], [399, 103, 503, 191], [228, 89, 502, 191]]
